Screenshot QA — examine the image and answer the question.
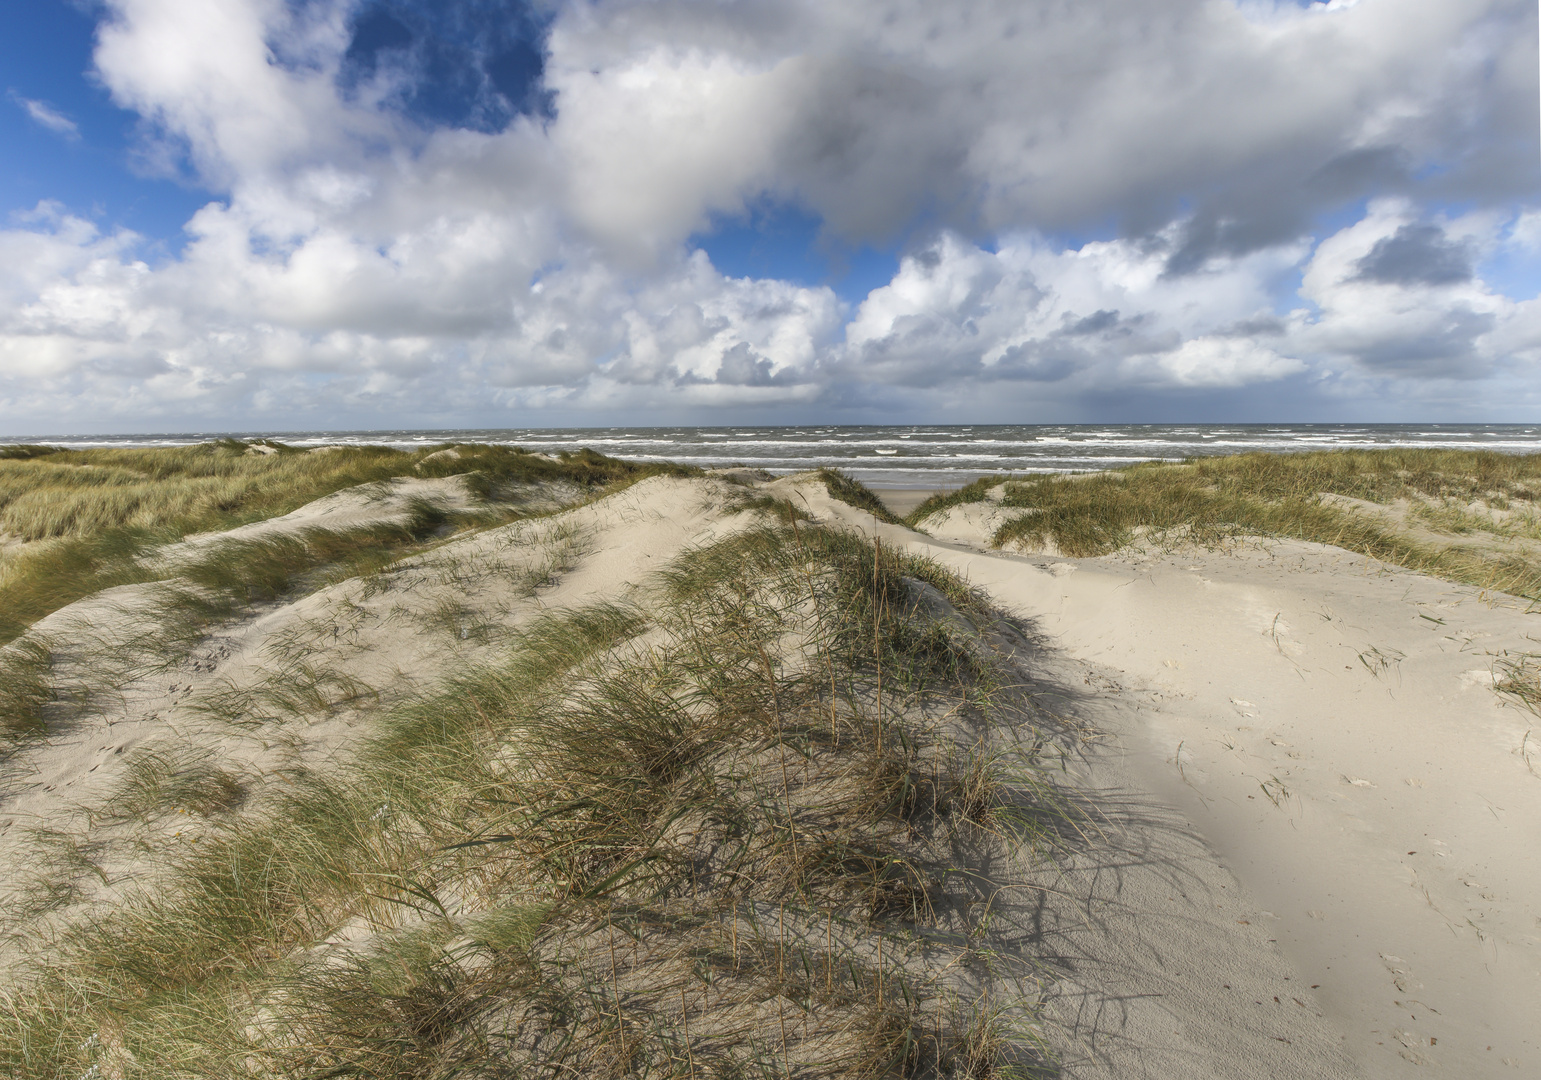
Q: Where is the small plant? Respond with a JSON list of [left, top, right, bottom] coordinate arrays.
[[0, 636, 53, 743], [907, 476, 1015, 527], [1494, 653, 1541, 720], [817, 468, 905, 526], [726, 492, 815, 524], [103, 747, 247, 820]]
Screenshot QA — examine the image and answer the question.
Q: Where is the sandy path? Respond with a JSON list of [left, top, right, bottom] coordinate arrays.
[[794, 478, 1540, 1078]]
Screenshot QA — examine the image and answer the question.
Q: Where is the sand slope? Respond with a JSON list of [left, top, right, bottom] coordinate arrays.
[[4, 470, 1537, 1077], [833, 482, 1539, 1078], [0, 475, 749, 949]]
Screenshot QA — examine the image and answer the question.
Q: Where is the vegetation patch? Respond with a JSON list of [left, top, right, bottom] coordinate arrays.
[[0, 441, 696, 647], [904, 478, 1013, 528], [817, 469, 906, 527], [0, 638, 53, 743], [941, 450, 1541, 602], [0, 520, 1061, 1078]]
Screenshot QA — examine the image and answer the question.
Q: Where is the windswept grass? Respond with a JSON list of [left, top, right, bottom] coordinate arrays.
[[0, 521, 1059, 1078], [0, 441, 405, 544], [914, 450, 1541, 602], [0, 638, 53, 745], [818, 469, 906, 527], [725, 492, 816, 525], [905, 477, 1012, 528], [1494, 653, 1541, 716], [102, 747, 247, 821], [0, 441, 695, 646]]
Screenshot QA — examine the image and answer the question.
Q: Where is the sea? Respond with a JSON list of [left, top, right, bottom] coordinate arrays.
[[9, 424, 1541, 490]]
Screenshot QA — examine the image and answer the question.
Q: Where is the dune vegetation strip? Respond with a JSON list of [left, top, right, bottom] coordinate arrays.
[[0, 442, 698, 755], [910, 449, 1541, 603], [0, 440, 695, 646], [0, 508, 1065, 1079]]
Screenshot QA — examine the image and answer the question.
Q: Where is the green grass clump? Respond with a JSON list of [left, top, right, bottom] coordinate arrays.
[[103, 747, 247, 820], [1494, 653, 1541, 716], [817, 468, 905, 526], [0, 638, 53, 745], [0, 441, 405, 543], [0, 521, 1056, 1078], [0, 445, 62, 461], [981, 450, 1541, 602], [422, 444, 696, 502], [724, 491, 815, 525], [904, 476, 1013, 527]]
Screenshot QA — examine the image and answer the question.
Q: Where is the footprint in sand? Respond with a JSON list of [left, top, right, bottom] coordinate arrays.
[[1394, 1028, 1437, 1064], [1379, 953, 1424, 993]]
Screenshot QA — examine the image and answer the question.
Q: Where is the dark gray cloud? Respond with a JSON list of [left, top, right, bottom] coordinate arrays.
[[713, 341, 782, 386], [1059, 310, 1122, 337], [1353, 223, 1473, 287], [1344, 306, 1496, 377]]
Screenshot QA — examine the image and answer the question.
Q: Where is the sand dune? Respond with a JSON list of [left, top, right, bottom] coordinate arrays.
[[849, 482, 1541, 1078], [1, 465, 1536, 1076]]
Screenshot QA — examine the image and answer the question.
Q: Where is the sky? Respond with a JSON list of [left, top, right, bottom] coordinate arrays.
[[0, 0, 1539, 434]]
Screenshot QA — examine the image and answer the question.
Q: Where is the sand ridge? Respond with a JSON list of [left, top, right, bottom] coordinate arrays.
[[0, 474, 752, 953], [3, 468, 1537, 1076]]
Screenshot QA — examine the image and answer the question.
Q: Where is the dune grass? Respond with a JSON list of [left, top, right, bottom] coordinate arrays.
[[904, 478, 1012, 528], [1492, 653, 1541, 776], [1494, 653, 1541, 715], [911, 449, 1541, 602], [0, 638, 53, 741], [0, 519, 1058, 1078], [101, 747, 248, 821], [0, 441, 694, 647], [818, 469, 906, 527]]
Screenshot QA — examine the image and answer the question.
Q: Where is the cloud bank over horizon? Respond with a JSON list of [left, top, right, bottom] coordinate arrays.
[[2, 0, 1539, 433]]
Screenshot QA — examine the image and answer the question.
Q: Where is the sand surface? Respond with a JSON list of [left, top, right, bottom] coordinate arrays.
[[805, 479, 1540, 1077], [869, 487, 948, 518], [3, 471, 1538, 1076]]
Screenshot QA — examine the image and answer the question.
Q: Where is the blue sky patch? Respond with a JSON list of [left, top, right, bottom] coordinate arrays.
[[0, 2, 208, 247], [692, 202, 899, 304]]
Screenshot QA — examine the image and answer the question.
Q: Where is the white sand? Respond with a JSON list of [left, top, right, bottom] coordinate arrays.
[[804, 476, 1541, 1077], [4, 471, 1538, 1076], [168, 475, 478, 553]]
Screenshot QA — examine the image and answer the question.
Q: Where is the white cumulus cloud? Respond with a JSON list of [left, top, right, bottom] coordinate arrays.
[[0, 0, 1537, 431]]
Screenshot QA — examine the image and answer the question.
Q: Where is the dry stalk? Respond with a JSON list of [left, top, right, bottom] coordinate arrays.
[[789, 510, 840, 743], [609, 919, 626, 1060], [876, 933, 884, 1009], [778, 994, 792, 1080], [826, 910, 834, 994], [680, 986, 696, 1080], [874, 534, 883, 757], [778, 902, 786, 980]]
